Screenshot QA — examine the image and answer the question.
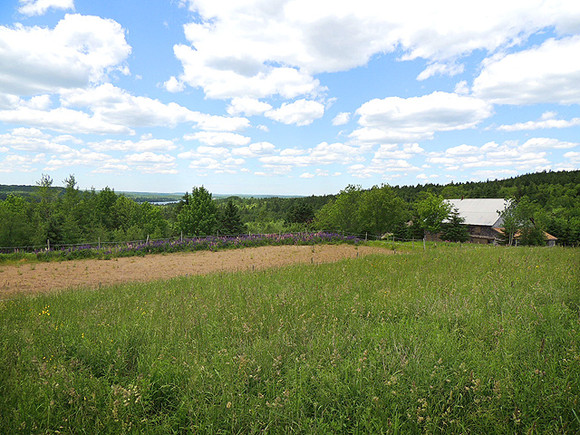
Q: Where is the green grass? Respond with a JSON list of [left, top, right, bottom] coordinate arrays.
[[1, 246, 579, 433]]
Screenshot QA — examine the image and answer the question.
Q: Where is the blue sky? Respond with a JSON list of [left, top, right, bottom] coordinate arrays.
[[0, 0, 579, 195]]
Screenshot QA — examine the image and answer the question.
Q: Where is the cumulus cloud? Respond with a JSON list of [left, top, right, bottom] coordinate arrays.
[[231, 141, 276, 157], [7, 82, 248, 137], [0, 106, 132, 134], [126, 152, 175, 164], [89, 138, 177, 152], [426, 138, 574, 172], [259, 141, 363, 168], [183, 131, 251, 146], [332, 112, 351, 126], [0, 14, 130, 95], [498, 113, 580, 131], [473, 36, 580, 105], [227, 97, 272, 116], [351, 92, 492, 144], [171, 0, 580, 100], [18, 0, 74, 16], [417, 62, 464, 81], [265, 99, 325, 126]]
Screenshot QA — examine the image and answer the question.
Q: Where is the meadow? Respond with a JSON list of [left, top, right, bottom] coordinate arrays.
[[0, 245, 578, 433]]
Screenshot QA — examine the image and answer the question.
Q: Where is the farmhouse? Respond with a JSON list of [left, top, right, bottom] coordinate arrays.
[[444, 198, 508, 244], [440, 198, 557, 246]]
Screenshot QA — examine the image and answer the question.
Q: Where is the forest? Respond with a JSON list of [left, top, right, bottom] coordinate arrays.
[[0, 170, 578, 249]]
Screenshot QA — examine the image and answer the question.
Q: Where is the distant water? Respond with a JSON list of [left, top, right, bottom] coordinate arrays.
[[148, 201, 178, 205]]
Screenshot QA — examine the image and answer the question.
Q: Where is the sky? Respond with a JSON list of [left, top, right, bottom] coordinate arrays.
[[0, 0, 579, 195]]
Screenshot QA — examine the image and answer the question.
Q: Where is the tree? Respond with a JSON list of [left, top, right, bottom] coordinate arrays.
[[414, 193, 451, 235], [286, 202, 314, 225], [314, 185, 363, 234], [499, 197, 547, 246], [358, 185, 408, 235], [219, 200, 245, 235], [96, 187, 118, 231], [0, 194, 31, 247], [440, 208, 469, 242], [177, 186, 218, 236]]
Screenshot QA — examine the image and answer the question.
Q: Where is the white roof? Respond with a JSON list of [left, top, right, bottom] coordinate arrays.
[[445, 198, 510, 227]]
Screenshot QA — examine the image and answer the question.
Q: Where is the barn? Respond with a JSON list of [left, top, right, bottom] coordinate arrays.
[[445, 198, 508, 244], [442, 198, 557, 246]]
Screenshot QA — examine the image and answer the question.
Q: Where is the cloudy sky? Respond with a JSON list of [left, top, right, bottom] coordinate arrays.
[[0, 0, 579, 195]]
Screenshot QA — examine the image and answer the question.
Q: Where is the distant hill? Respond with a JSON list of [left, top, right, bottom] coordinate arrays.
[[1, 169, 577, 202]]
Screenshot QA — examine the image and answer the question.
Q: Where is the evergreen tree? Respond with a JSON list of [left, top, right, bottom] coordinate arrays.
[[219, 200, 245, 235], [286, 202, 314, 224], [440, 208, 469, 242]]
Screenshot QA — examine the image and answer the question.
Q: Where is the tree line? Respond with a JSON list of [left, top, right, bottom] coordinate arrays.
[[0, 170, 578, 248]]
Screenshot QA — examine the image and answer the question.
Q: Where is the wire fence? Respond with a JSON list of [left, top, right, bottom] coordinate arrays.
[[0, 231, 427, 255]]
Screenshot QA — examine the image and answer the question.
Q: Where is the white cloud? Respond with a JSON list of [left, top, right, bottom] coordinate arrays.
[[520, 137, 578, 151], [260, 141, 363, 168], [265, 99, 325, 126], [126, 152, 175, 164], [348, 159, 419, 178], [0, 14, 130, 95], [426, 138, 568, 172], [498, 115, 580, 131], [227, 97, 272, 116], [187, 157, 245, 174], [351, 92, 492, 144], [564, 151, 580, 163], [473, 36, 580, 105], [163, 76, 185, 93], [0, 106, 132, 134], [417, 62, 464, 81], [374, 143, 424, 160], [58, 84, 249, 132], [18, 0, 74, 16], [44, 149, 115, 170], [183, 131, 251, 146], [89, 138, 177, 152], [0, 153, 45, 173], [332, 112, 351, 126], [172, 0, 580, 100], [231, 141, 276, 157]]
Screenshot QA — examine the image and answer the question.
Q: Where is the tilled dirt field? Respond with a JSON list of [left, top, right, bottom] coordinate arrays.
[[0, 244, 392, 297]]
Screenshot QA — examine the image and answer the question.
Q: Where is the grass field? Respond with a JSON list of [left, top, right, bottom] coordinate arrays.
[[1, 245, 579, 433]]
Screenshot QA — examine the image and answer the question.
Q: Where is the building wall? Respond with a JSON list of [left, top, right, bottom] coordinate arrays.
[[467, 225, 499, 244]]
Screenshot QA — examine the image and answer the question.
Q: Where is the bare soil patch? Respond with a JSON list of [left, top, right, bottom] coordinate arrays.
[[0, 244, 392, 297]]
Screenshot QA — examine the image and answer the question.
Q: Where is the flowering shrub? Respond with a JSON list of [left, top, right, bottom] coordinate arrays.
[[18, 232, 360, 262]]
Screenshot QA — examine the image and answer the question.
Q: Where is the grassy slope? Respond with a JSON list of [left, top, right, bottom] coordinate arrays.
[[1, 246, 579, 433]]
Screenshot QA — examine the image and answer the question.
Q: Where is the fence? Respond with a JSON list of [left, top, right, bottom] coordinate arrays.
[[0, 231, 428, 255]]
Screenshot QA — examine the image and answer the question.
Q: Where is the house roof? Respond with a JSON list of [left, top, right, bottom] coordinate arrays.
[[493, 228, 558, 240], [445, 198, 510, 227]]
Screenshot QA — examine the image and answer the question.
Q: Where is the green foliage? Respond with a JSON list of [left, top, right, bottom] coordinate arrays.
[[440, 208, 469, 242], [176, 186, 218, 236], [500, 197, 550, 246], [0, 170, 578, 248], [0, 195, 31, 247], [414, 193, 451, 234], [286, 202, 314, 224], [314, 184, 408, 236], [0, 247, 578, 432], [219, 200, 245, 235]]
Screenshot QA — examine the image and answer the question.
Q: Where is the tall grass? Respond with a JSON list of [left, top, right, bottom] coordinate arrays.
[[1, 246, 578, 433]]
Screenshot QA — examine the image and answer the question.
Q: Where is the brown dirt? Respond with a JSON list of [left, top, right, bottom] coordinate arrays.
[[0, 244, 393, 297]]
